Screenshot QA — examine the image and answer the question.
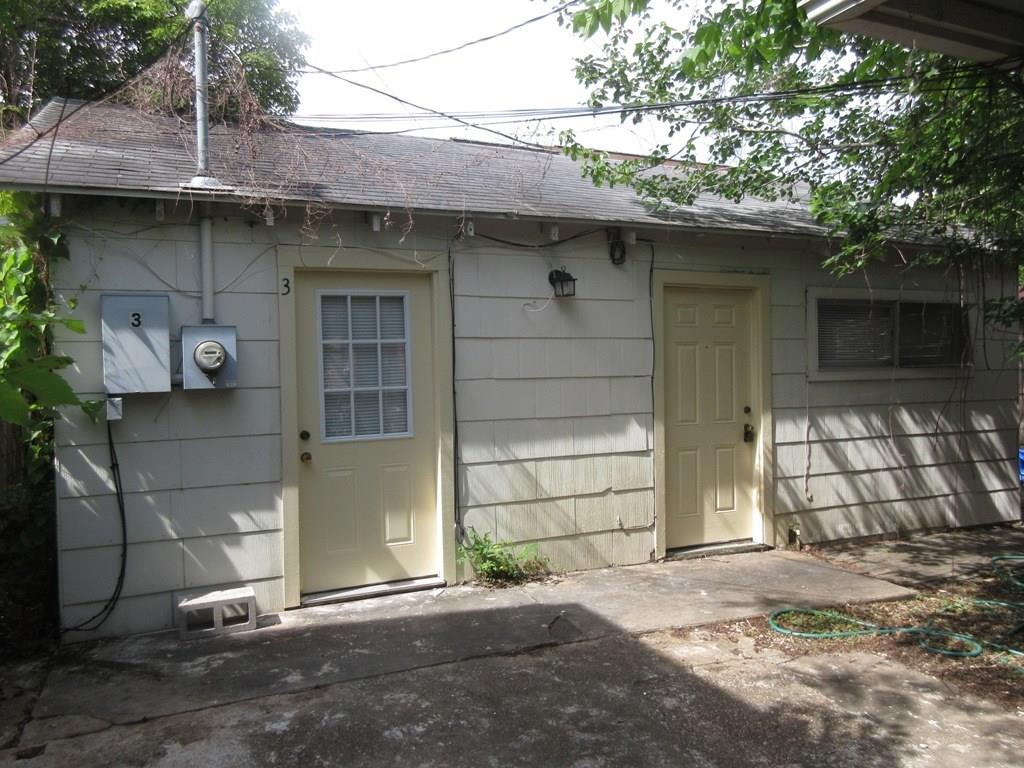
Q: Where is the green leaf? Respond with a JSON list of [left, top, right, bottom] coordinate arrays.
[[5, 361, 80, 407], [59, 317, 87, 334], [0, 377, 31, 426]]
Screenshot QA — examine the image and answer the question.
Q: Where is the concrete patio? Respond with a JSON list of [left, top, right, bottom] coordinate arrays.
[[818, 524, 1024, 586], [2, 545, 1021, 767]]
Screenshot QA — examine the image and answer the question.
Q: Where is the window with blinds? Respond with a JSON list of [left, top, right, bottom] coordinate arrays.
[[319, 293, 410, 440], [817, 298, 967, 370]]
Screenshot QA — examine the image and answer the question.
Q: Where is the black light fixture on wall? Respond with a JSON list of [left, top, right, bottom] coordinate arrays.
[[607, 227, 627, 265], [548, 266, 577, 298]]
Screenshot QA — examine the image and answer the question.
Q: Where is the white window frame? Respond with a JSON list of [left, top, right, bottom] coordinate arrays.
[[315, 289, 413, 443], [806, 287, 970, 382]]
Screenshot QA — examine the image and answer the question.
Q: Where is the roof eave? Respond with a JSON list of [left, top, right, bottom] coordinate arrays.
[[0, 180, 829, 242]]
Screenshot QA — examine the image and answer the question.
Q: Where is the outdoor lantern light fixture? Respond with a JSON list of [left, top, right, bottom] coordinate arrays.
[[607, 228, 627, 265], [548, 267, 577, 298]]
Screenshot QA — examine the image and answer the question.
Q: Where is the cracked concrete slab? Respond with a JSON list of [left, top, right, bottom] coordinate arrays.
[[24, 551, 912, 743], [0, 659, 47, 750], [6, 550, 919, 761], [521, 550, 914, 634], [3, 629, 1020, 768]]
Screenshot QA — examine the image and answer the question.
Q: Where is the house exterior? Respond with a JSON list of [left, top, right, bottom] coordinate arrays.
[[799, 0, 1024, 63], [0, 99, 1018, 639]]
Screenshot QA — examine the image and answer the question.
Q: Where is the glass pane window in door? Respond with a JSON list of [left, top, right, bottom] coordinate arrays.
[[319, 293, 410, 440]]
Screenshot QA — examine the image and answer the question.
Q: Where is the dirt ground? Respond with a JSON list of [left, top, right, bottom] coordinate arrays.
[[742, 545, 1024, 709]]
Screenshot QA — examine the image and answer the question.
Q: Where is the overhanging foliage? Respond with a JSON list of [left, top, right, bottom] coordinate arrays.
[[564, 0, 1024, 290]]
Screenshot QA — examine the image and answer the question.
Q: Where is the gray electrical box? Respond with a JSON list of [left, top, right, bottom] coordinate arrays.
[[101, 294, 171, 394], [182, 325, 238, 389]]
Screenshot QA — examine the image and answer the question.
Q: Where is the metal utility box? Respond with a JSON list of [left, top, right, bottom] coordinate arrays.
[[101, 294, 171, 394], [181, 325, 238, 389]]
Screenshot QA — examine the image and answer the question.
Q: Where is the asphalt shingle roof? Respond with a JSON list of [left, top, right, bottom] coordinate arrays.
[[0, 99, 827, 238]]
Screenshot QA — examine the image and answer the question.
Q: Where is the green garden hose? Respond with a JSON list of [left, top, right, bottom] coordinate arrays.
[[768, 555, 1024, 659]]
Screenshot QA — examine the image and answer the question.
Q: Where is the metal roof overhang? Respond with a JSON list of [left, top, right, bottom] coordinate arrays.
[[799, 0, 1024, 62]]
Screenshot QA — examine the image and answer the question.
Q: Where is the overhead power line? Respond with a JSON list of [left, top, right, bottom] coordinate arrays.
[[282, 61, 1008, 141], [303, 63, 549, 149], [299, 1, 581, 75], [6, 54, 1014, 156]]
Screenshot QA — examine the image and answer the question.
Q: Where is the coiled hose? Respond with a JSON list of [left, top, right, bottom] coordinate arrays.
[[769, 555, 1024, 659]]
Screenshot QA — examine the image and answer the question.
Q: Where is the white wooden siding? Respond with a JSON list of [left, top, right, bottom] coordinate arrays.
[[454, 239, 657, 570], [52, 202, 1019, 638], [53, 205, 285, 640], [767, 254, 1019, 542]]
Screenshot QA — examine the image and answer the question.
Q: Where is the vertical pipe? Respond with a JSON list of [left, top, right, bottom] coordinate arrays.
[[187, 2, 216, 323], [200, 210, 214, 322], [188, 1, 210, 177]]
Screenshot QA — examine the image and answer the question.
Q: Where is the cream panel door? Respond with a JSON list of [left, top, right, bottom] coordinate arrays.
[[296, 271, 438, 594], [665, 287, 755, 548]]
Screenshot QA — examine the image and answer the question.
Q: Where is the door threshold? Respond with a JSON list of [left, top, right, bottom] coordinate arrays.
[[665, 540, 770, 561], [301, 576, 446, 607]]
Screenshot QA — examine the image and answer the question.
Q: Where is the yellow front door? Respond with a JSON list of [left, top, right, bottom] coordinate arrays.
[[296, 271, 438, 594], [664, 286, 756, 548]]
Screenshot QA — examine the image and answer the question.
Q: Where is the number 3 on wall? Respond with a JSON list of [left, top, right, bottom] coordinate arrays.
[[130, 312, 142, 327], [281, 277, 291, 296]]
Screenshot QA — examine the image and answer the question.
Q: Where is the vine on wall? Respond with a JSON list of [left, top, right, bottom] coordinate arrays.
[[0, 191, 97, 656]]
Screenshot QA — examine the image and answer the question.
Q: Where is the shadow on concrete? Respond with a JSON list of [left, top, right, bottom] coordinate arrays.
[[821, 525, 1024, 586], [16, 599, 1005, 767], [31, 552, 914, 730]]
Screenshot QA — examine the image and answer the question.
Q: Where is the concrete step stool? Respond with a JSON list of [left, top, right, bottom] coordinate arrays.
[[178, 587, 257, 639]]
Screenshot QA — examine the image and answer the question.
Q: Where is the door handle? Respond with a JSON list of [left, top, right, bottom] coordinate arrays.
[[300, 451, 312, 464], [743, 424, 755, 443]]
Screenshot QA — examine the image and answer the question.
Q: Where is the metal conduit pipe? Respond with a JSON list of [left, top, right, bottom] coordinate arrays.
[[200, 207, 215, 322], [187, 1, 218, 323]]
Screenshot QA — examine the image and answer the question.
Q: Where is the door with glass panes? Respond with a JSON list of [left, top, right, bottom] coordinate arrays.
[[296, 271, 437, 594]]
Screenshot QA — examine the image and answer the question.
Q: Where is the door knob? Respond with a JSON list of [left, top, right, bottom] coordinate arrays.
[[300, 451, 312, 464], [743, 424, 755, 443]]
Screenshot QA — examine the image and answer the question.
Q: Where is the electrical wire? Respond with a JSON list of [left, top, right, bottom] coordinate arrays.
[[523, 293, 555, 312], [12, 62, 1009, 152], [61, 422, 128, 634], [448, 242, 465, 542], [278, 55, 1019, 148], [302, 63, 549, 149], [475, 228, 604, 249], [303, 1, 582, 75], [292, 57, 1013, 118]]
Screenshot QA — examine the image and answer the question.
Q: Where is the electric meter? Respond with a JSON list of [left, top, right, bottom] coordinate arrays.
[[194, 339, 227, 374], [181, 325, 237, 389]]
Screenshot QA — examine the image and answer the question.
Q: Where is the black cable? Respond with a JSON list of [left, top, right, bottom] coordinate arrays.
[[475, 228, 605, 249], [304, 1, 582, 75], [21, 62, 1012, 149], [71, 69, 1013, 140], [62, 420, 128, 634], [288, 55, 1017, 124], [303, 64, 549, 149], [40, 98, 69, 197], [644, 241, 656, 539], [448, 242, 465, 543]]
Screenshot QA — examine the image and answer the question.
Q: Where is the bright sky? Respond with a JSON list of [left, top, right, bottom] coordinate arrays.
[[278, 0, 679, 154]]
